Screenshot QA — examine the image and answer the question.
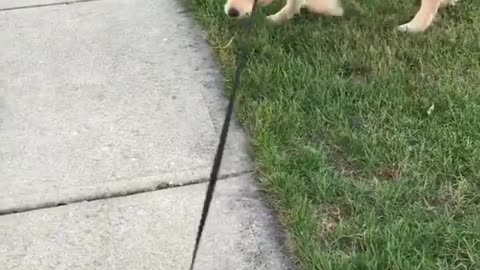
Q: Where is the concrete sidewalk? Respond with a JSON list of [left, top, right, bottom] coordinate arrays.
[[0, 0, 294, 269]]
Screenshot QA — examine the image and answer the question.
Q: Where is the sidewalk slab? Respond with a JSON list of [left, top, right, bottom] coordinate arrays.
[[0, 0, 251, 210], [0, 176, 294, 270]]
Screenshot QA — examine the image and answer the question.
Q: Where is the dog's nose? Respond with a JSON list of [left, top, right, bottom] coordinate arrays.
[[227, 8, 240, 17]]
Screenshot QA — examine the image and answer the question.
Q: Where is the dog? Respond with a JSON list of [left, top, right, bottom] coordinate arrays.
[[224, 0, 460, 33]]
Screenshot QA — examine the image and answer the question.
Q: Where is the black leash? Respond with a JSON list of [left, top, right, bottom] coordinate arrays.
[[189, 2, 259, 270]]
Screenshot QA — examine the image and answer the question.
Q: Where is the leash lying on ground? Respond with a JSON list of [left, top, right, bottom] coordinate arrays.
[[189, 2, 260, 270]]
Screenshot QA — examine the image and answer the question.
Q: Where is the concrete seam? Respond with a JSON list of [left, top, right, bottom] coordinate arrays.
[[0, 169, 254, 216], [0, 0, 101, 12]]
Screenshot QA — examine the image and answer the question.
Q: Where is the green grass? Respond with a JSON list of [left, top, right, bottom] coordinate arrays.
[[187, 0, 480, 269]]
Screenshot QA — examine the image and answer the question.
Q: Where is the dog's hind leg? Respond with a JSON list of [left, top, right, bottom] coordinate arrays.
[[267, 0, 304, 24], [397, 0, 442, 32]]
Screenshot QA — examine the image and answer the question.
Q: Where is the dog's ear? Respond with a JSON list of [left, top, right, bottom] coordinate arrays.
[[258, 0, 273, 6]]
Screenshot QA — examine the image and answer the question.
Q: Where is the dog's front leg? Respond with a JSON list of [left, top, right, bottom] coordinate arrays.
[[267, 0, 304, 24], [398, 0, 442, 32]]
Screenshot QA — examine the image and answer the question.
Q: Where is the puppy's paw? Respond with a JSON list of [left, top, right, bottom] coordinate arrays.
[[329, 6, 344, 16], [304, 0, 344, 16], [267, 12, 289, 24], [441, 0, 460, 7], [327, 0, 344, 16], [267, 14, 282, 24], [397, 22, 428, 33]]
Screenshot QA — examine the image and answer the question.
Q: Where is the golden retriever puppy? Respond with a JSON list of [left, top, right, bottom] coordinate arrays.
[[223, 0, 460, 33]]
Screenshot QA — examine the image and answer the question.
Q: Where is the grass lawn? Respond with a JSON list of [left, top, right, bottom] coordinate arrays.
[[187, 0, 480, 269]]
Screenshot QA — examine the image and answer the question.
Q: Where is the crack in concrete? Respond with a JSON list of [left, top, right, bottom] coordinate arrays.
[[0, 169, 254, 216], [0, 0, 101, 12]]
